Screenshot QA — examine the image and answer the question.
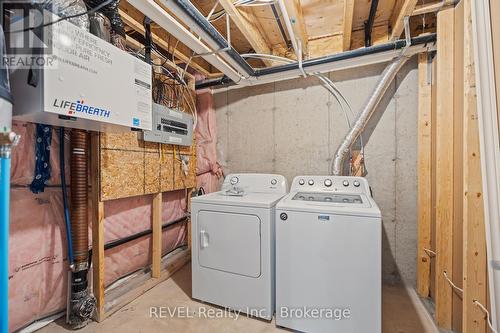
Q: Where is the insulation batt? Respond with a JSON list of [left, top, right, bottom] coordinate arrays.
[[195, 79, 223, 193], [8, 122, 192, 332]]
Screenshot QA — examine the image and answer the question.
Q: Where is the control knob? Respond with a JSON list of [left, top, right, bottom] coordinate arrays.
[[308, 179, 315, 186], [353, 180, 360, 187], [324, 179, 333, 187], [298, 179, 305, 185], [342, 180, 349, 187], [230, 176, 239, 185]]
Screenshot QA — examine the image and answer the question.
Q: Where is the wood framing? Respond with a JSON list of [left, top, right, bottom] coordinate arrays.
[[281, 0, 308, 54], [218, 0, 272, 66], [412, 1, 444, 17], [435, 6, 455, 329], [417, 52, 433, 298], [91, 132, 105, 322], [151, 193, 162, 278], [390, 0, 419, 40], [452, 3, 464, 331], [119, 8, 216, 78], [342, 0, 355, 51], [103, 248, 190, 319], [462, 0, 488, 331]]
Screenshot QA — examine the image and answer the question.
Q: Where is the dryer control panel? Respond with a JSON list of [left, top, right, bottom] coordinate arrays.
[[290, 176, 371, 195], [222, 174, 287, 194]]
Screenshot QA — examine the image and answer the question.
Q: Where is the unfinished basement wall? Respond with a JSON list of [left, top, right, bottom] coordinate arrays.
[[213, 58, 419, 286]]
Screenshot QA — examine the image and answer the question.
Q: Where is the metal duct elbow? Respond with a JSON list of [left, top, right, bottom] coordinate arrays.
[[331, 55, 411, 176]]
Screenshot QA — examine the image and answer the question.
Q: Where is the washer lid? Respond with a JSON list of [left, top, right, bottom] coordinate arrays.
[[192, 191, 286, 209], [276, 191, 381, 218]]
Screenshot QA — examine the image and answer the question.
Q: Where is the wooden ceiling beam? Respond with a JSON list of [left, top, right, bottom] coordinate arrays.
[[120, 2, 220, 78], [390, 0, 419, 40], [342, 0, 355, 51], [280, 0, 308, 55], [217, 0, 273, 66]]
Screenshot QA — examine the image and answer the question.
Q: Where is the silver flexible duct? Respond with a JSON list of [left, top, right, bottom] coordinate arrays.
[[331, 55, 411, 176]]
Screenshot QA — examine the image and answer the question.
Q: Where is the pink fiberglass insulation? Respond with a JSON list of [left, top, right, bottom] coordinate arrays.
[[102, 191, 188, 287], [9, 188, 69, 332], [10, 121, 71, 187], [8, 121, 191, 332], [195, 85, 223, 193]]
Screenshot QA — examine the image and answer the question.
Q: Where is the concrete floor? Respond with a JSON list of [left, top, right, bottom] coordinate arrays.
[[39, 264, 439, 333]]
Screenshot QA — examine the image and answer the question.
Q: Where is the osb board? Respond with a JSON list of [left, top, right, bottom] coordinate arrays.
[[160, 148, 175, 193], [101, 149, 145, 199], [100, 137, 197, 201], [174, 147, 197, 190]]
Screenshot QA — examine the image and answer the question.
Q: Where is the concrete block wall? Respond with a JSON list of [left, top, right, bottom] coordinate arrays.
[[213, 57, 419, 286]]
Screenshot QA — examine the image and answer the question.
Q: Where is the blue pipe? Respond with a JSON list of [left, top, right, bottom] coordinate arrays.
[[1, 154, 11, 333], [59, 128, 74, 267]]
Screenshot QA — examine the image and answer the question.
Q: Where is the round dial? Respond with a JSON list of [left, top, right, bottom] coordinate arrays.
[[308, 179, 315, 186], [271, 179, 277, 185], [353, 180, 361, 187], [324, 179, 333, 187], [342, 180, 350, 187], [298, 179, 305, 185], [230, 176, 239, 185]]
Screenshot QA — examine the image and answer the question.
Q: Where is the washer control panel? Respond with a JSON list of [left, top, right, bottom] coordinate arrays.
[[221, 173, 288, 194], [291, 176, 370, 195]]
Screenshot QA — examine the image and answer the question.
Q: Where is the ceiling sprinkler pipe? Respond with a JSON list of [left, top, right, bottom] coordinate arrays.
[[159, 0, 255, 78], [331, 55, 411, 176], [128, 0, 243, 82]]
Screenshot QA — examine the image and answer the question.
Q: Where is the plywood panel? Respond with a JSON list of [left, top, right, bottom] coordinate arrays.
[[101, 149, 145, 200], [145, 152, 161, 194], [160, 149, 175, 192]]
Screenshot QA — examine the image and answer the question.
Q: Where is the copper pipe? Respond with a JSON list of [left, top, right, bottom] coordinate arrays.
[[70, 129, 89, 268]]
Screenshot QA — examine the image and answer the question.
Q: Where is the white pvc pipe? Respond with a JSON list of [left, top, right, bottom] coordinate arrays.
[[277, 0, 299, 56], [127, 0, 242, 82]]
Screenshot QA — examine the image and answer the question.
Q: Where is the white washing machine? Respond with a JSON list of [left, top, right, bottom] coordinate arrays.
[[275, 176, 381, 333], [191, 173, 288, 320]]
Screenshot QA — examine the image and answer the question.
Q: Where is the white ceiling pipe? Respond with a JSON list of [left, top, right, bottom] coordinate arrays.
[[215, 41, 435, 91], [276, 0, 300, 57], [157, 0, 253, 79], [128, 0, 243, 82]]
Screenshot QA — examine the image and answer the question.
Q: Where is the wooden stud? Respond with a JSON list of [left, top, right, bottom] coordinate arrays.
[[452, 3, 464, 331], [217, 0, 273, 66], [417, 52, 433, 298], [462, 0, 488, 331], [90, 132, 105, 322], [390, 0, 419, 40], [151, 192, 162, 278], [281, 0, 308, 54], [435, 6, 455, 329], [342, 0, 355, 51]]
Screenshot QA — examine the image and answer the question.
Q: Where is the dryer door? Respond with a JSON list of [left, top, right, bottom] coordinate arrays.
[[197, 210, 261, 278]]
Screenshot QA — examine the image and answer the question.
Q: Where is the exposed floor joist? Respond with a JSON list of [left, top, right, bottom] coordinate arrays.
[[342, 0, 355, 51], [280, 0, 308, 55], [390, 0, 419, 40], [217, 0, 274, 66]]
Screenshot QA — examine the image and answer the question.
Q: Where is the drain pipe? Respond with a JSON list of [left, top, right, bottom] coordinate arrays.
[[331, 55, 411, 176]]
